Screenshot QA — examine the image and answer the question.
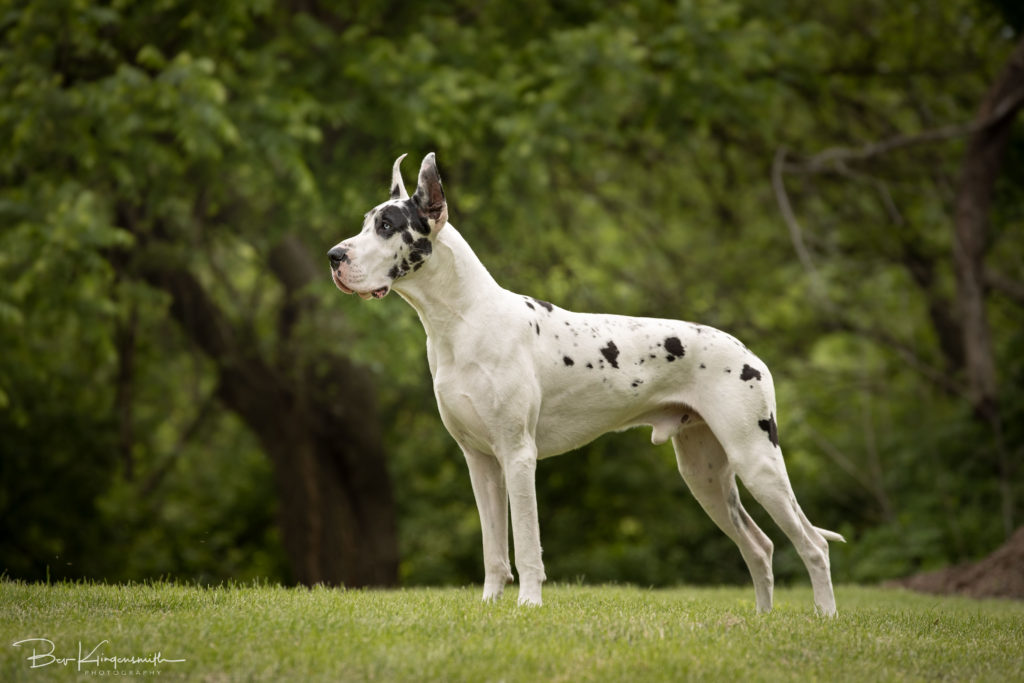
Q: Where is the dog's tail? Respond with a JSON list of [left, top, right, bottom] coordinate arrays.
[[815, 527, 847, 544]]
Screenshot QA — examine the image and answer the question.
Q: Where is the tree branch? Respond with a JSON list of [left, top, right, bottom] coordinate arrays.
[[782, 72, 1024, 175], [827, 319, 966, 399], [771, 147, 826, 289]]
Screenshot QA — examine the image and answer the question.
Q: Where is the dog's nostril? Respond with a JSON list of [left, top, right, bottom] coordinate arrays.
[[327, 246, 349, 267]]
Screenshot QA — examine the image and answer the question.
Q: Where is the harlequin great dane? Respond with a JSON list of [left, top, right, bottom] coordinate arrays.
[[328, 153, 844, 615]]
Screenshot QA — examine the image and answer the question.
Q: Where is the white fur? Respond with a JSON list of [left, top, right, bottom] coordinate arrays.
[[330, 154, 844, 615]]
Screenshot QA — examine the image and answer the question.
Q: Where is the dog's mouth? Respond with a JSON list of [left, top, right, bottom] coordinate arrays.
[[332, 270, 390, 299], [358, 286, 390, 300]]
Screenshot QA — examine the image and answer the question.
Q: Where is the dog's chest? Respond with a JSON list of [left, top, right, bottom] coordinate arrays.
[[430, 364, 538, 455]]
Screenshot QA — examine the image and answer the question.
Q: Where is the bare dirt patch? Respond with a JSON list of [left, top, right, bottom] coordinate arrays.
[[885, 526, 1024, 600]]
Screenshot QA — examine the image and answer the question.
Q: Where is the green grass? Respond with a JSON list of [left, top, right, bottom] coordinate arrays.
[[2, 581, 1022, 681]]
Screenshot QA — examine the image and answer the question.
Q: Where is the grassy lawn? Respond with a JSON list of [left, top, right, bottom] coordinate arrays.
[[2, 581, 1022, 681]]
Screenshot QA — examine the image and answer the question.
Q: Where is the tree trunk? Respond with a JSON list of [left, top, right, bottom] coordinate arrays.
[[952, 34, 1024, 536], [139, 261, 399, 587], [952, 35, 1024, 417]]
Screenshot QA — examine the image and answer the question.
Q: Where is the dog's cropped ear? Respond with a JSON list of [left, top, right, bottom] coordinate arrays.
[[413, 152, 448, 228], [390, 153, 409, 200]]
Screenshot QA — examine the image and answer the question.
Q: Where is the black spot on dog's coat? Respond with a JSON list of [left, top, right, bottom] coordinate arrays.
[[600, 340, 620, 369], [563, 356, 574, 366], [525, 301, 535, 310], [532, 298, 553, 312], [410, 237, 432, 261], [535, 323, 540, 336], [380, 233, 433, 283], [664, 336, 685, 359], [758, 414, 780, 448], [740, 364, 762, 381]]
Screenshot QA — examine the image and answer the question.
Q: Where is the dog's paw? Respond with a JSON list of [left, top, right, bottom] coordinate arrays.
[[481, 583, 506, 602], [816, 604, 838, 618], [517, 594, 543, 607], [517, 580, 543, 607]]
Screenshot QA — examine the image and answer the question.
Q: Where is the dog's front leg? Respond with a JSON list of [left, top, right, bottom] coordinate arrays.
[[502, 445, 546, 606], [463, 447, 514, 601]]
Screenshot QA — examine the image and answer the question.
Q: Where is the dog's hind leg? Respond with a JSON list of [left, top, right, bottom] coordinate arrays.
[[717, 432, 841, 617], [672, 424, 775, 613], [463, 447, 514, 601]]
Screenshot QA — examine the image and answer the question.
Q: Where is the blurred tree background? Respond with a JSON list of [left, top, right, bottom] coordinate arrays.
[[1, 0, 1021, 589]]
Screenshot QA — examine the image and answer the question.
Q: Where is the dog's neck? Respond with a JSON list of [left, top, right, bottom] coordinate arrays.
[[394, 225, 504, 341]]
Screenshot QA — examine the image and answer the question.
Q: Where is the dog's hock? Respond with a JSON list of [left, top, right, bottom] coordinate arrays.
[[413, 152, 448, 227]]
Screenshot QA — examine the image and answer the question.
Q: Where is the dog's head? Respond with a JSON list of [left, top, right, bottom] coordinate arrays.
[[328, 153, 448, 299]]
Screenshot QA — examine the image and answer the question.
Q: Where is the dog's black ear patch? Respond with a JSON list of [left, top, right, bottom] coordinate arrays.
[[758, 414, 780, 448], [600, 340, 620, 369]]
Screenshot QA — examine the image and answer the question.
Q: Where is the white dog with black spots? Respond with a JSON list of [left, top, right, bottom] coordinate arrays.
[[328, 153, 844, 615]]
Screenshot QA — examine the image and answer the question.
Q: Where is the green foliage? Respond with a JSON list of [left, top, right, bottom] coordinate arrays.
[[1, 0, 1021, 589]]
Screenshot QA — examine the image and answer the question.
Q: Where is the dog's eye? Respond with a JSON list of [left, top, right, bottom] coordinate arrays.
[[382, 221, 391, 231]]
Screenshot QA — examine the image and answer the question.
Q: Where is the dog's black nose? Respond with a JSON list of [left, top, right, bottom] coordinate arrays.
[[327, 246, 349, 268]]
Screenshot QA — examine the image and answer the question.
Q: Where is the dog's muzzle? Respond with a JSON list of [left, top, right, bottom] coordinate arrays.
[[327, 246, 390, 299]]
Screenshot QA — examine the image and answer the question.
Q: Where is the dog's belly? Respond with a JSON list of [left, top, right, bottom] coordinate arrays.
[[533, 397, 704, 458]]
